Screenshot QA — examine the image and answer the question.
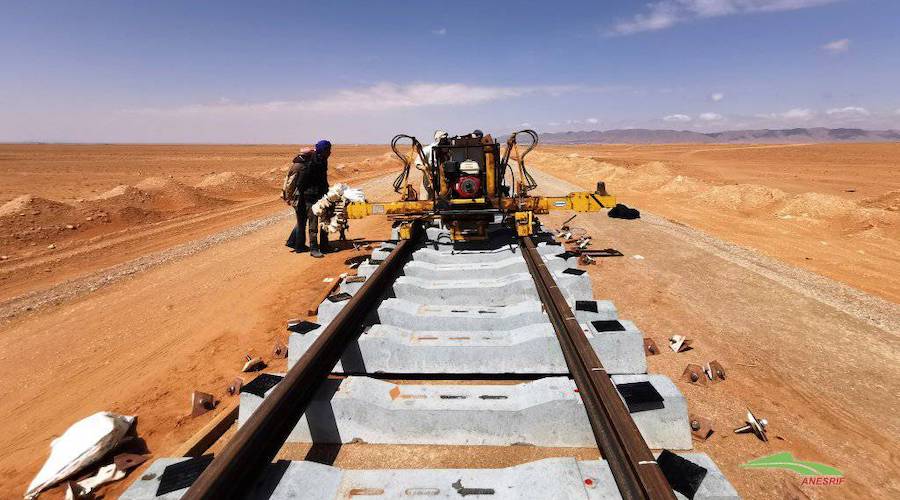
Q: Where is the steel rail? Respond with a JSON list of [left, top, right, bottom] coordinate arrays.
[[519, 236, 676, 500], [183, 224, 422, 499]]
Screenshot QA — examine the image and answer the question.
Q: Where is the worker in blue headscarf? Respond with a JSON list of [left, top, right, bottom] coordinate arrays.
[[283, 140, 332, 257]]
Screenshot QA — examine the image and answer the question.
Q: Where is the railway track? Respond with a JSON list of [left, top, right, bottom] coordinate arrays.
[[123, 220, 738, 500]]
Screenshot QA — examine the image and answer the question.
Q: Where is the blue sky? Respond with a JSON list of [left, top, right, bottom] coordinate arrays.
[[1, 0, 898, 143]]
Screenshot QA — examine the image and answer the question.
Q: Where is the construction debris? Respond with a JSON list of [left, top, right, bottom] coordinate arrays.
[[643, 337, 660, 356], [64, 453, 140, 498], [226, 377, 244, 396], [682, 361, 726, 387], [578, 254, 596, 265], [734, 409, 768, 442], [689, 414, 714, 441], [307, 274, 345, 316], [705, 360, 727, 383], [113, 453, 147, 471], [577, 248, 624, 258], [71, 462, 125, 497], [241, 354, 266, 373], [190, 391, 217, 417], [559, 214, 577, 231], [26, 412, 135, 499], [669, 335, 693, 353], [64, 481, 88, 500], [272, 340, 288, 359], [681, 364, 708, 386]]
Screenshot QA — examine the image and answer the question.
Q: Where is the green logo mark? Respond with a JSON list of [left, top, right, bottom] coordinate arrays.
[[741, 452, 843, 477]]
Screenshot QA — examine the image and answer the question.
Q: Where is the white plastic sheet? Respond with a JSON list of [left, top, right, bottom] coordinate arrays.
[[343, 187, 365, 202], [25, 412, 134, 499]]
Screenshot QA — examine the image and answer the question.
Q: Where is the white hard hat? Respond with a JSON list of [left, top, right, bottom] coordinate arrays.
[[434, 129, 448, 141]]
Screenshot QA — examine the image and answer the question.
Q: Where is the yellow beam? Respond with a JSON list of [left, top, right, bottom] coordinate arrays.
[[345, 192, 616, 219]]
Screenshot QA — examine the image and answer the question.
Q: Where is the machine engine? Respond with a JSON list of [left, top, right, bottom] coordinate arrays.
[[444, 160, 482, 198], [432, 132, 496, 202]]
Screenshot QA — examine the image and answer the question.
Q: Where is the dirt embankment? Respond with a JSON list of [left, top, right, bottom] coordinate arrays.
[[0, 145, 395, 303], [1, 174, 251, 256], [530, 145, 900, 302]]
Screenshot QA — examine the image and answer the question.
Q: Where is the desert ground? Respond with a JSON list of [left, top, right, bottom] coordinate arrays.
[[0, 143, 897, 499], [535, 144, 900, 303]]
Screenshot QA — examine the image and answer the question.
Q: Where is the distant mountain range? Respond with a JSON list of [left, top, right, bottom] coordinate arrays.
[[539, 127, 900, 144]]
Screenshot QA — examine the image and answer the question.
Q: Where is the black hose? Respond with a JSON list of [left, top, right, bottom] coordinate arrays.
[[390, 134, 428, 195], [500, 129, 539, 194]]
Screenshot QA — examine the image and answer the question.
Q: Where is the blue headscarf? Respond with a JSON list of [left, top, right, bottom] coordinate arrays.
[[315, 140, 332, 155]]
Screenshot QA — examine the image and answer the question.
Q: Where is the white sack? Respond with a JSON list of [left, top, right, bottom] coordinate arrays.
[[26, 412, 134, 499]]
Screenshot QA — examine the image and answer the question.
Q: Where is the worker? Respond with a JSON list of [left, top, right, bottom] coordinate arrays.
[[414, 129, 448, 200], [284, 140, 332, 258]]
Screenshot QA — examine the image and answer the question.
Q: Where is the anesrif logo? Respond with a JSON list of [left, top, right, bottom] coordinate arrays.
[[741, 452, 844, 486]]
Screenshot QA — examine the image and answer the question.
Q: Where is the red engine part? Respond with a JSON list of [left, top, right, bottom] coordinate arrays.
[[454, 176, 481, 198]]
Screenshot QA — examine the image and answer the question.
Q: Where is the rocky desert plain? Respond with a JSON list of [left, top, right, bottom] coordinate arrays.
[[0, 142, 897, 499]]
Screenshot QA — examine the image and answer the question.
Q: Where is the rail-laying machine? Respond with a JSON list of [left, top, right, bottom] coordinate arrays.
[[346, 129, 614, 241]]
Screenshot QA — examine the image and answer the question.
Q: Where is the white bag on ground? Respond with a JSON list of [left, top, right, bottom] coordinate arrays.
[[25, 412, 134, 499]]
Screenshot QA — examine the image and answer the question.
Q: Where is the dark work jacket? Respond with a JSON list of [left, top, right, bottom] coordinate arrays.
[[292, 151, 329, 201]]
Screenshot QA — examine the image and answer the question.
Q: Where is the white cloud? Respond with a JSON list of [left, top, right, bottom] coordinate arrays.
[[610, 0, 840, 35], [826, 106, 869, 116], [130, 82, 588, 115], [663, 114, 692, 122], [822, 38, 850, 54], [756, 108, 815, 121], [711, 92, 724, 102], [548, 121, 561, 126], [782, 108, 814, 119], [432, 27, 447, 36], [699, 112, 724, 121], [587, 117, 599, 124], [612, 4, 680, 35]]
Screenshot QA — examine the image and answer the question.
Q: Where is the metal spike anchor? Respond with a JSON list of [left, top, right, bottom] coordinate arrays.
[[242, 354, 266, 372], [734, 409, 768, 442]]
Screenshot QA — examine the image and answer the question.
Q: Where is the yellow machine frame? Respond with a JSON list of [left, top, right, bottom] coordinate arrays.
[[368, 130, 616, 241], [346, 190, 615, 239]]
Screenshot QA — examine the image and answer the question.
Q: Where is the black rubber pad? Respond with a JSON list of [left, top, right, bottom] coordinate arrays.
[[241, 373, 284, 398], [555, 251, 578, 260], [562, 268, 586, 276], [591, 320, 626, 332], [157, 455, 214, 495], [616, 381, 665, 413], [575, 300, 598, 313], [287, 320, 320, 334], [657, 449, 708, 499]]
